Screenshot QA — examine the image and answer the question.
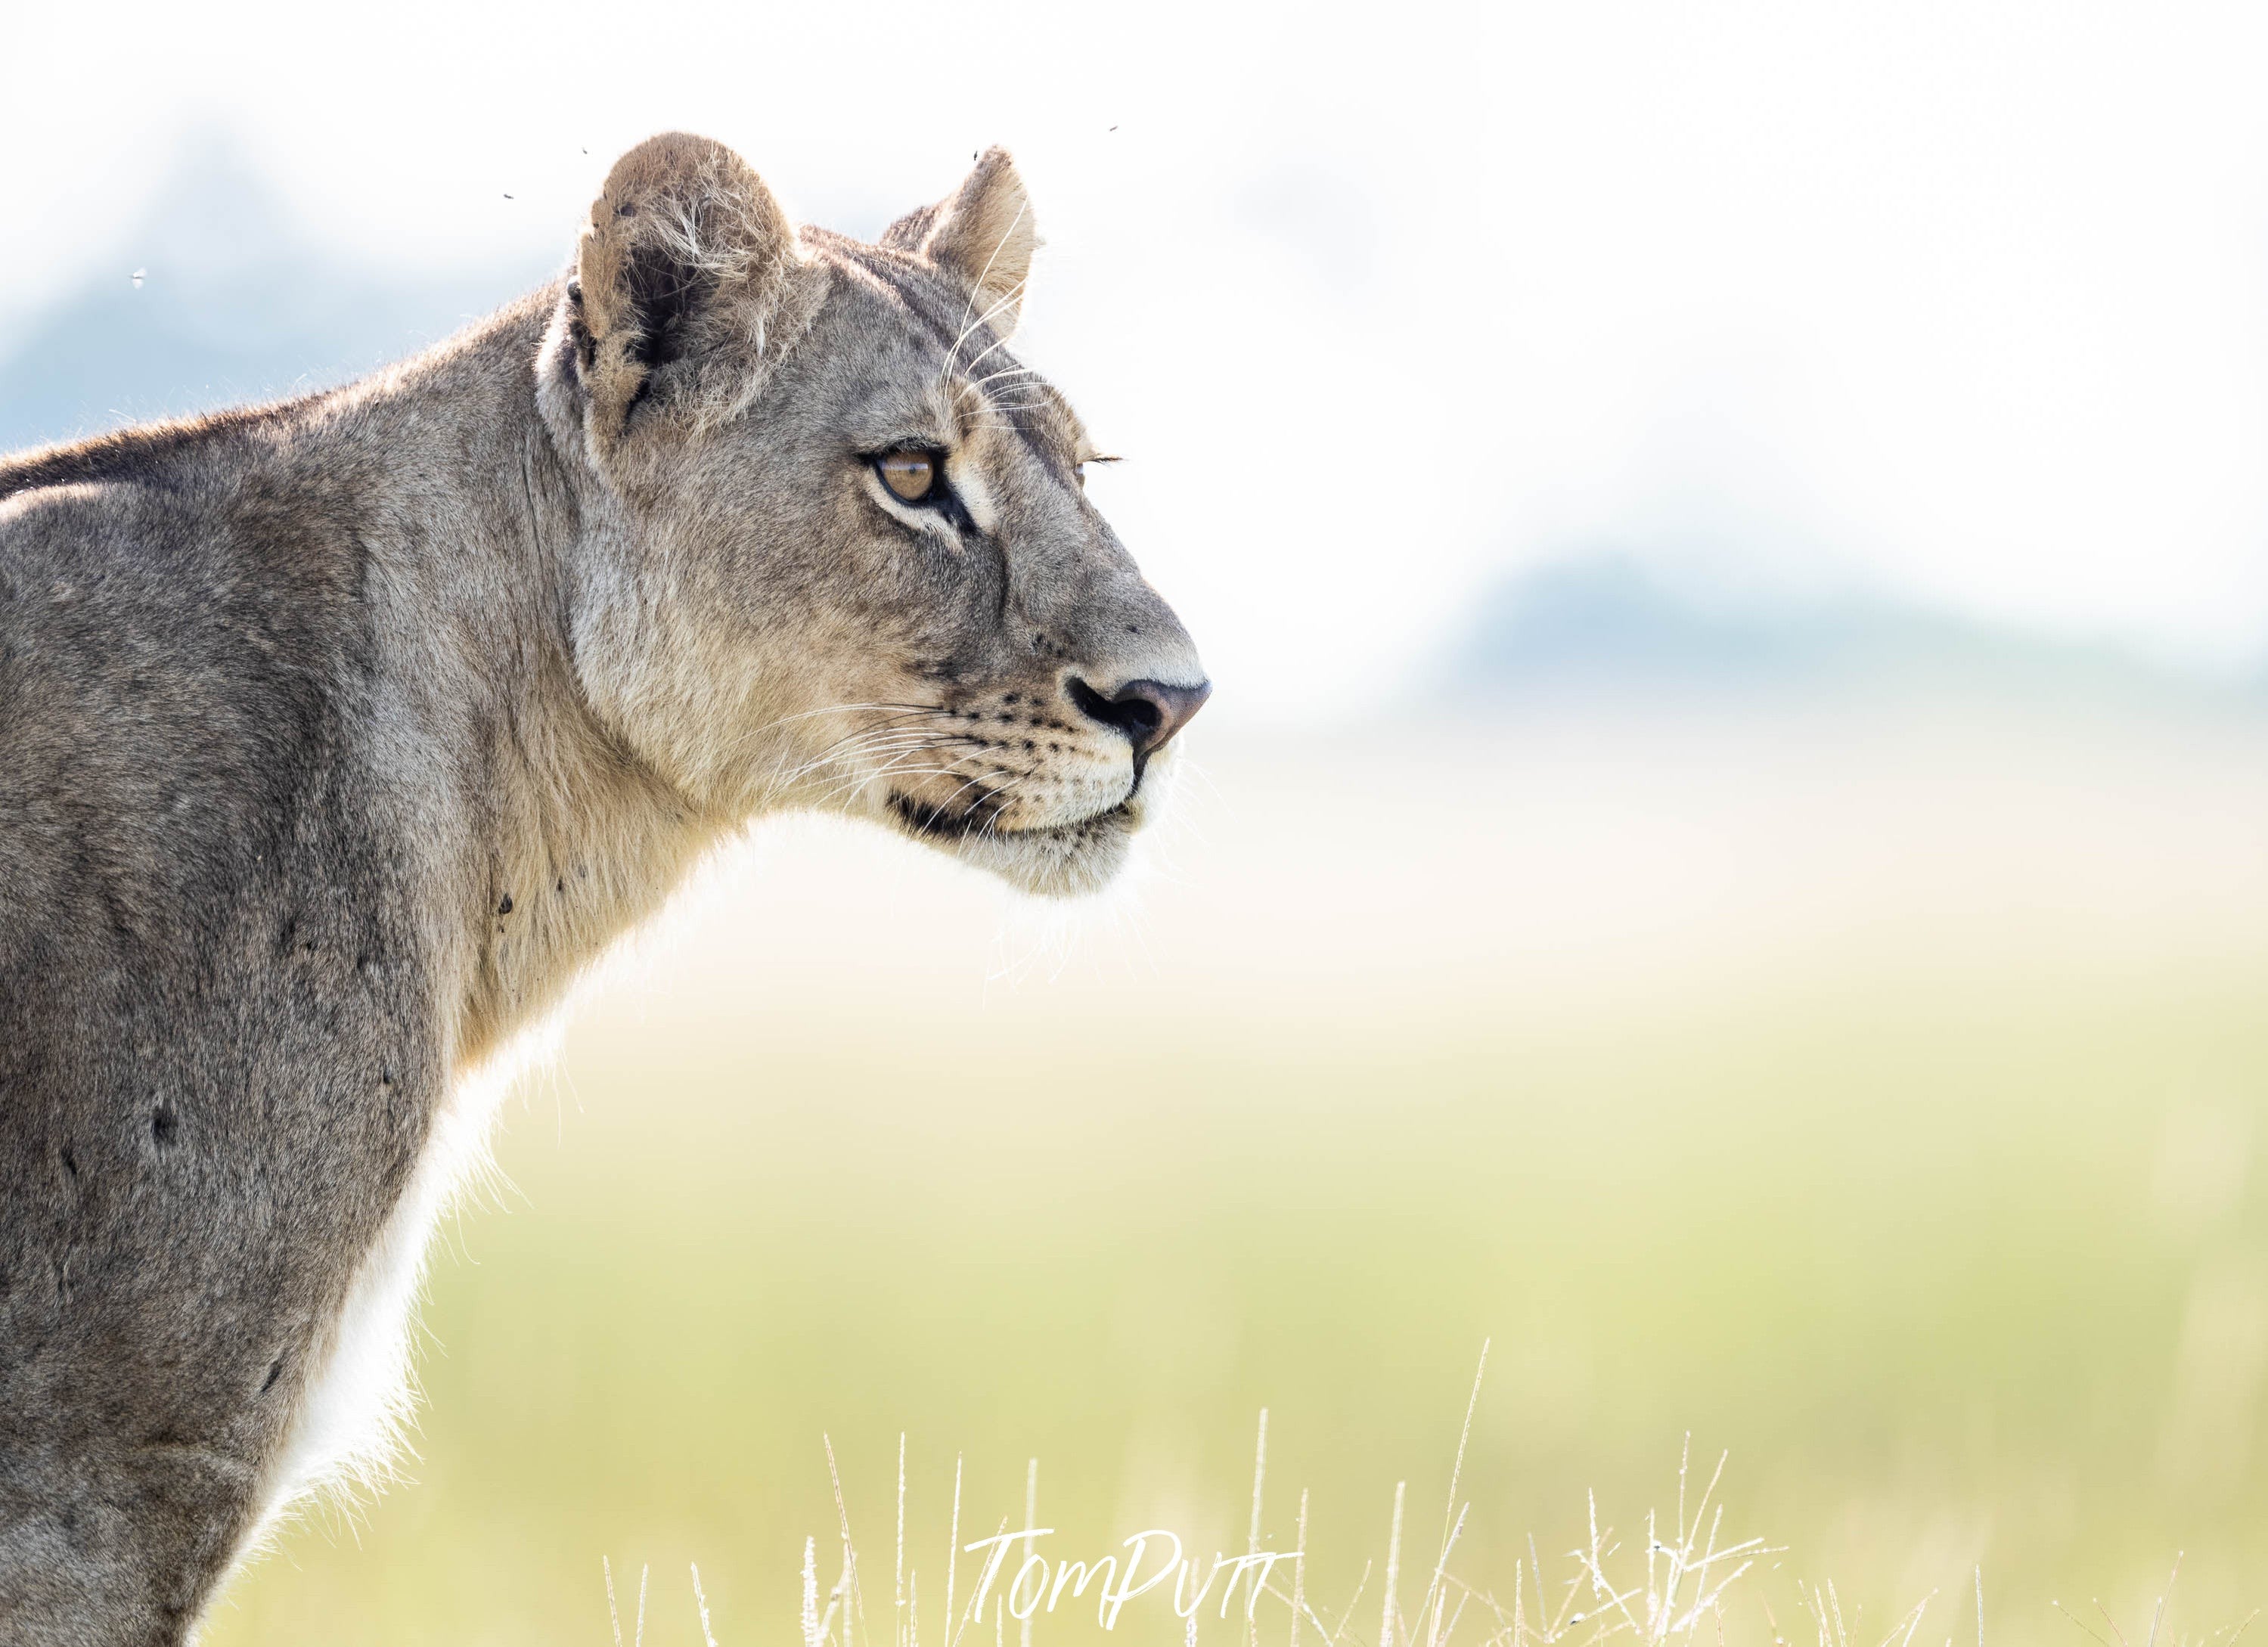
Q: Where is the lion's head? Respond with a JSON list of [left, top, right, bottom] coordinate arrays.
[[534, 133, 1207, 898]]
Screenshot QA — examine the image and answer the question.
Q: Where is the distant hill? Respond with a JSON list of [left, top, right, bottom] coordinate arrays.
[[1439, 554, 2245, 709], [0, 135, 554, 456]]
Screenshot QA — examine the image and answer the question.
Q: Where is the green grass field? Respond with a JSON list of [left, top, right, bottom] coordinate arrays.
[[200, 717, 2268, 1647]]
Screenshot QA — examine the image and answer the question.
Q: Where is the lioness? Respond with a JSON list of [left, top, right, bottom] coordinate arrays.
[[0, 134, 1207, 1645]]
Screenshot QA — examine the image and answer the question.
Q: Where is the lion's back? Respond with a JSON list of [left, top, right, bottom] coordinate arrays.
[[0, 457, 345, 977], [0, 448, 436, 1449]]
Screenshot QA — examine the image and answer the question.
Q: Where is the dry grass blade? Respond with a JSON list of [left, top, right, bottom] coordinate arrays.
[[803, 1537, 821, 1647], [692, 1562, 720, 1647], [1293, 1489, 1311, 1647], [1384, 1481, 1408, 1647], [1250, 1410, 1270, 1647], [945, 1456, 962, 1647]]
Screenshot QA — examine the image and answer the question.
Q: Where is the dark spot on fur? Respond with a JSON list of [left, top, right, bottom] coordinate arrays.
[[1004, 693, 1020, 705], [58, 1145, 78, 1179], [150, 1102, 178, 1147], [260, 1354, 287, 1394], [379, 1067, 394, 1089], [497, 895, 513, 915], [556, 877, 566, 894], [1023, 740, 1035, 752], [1128, 624, 1141, 634]]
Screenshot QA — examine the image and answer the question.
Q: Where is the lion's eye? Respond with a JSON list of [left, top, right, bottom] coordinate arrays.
[[877, 451, 937, 503]]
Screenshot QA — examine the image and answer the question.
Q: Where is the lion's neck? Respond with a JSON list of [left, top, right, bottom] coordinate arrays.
[[320, 291, 728, 1069], [447, 632, 724, 1071]]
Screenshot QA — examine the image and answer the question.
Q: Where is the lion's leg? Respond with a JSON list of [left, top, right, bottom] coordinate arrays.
[[0, 1134, 323, 1647], [0, 1062, 438, 1645], [0, 1175, 426, 1647], [0, 1162, 449, 1647], [0, 1428, 265, 1646]]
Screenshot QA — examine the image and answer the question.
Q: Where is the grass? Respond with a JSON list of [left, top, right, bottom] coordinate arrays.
[[748, 1362, 1799, 1647], [588, 1404, 2230, 1647], [197, 960, 2268, 1647]]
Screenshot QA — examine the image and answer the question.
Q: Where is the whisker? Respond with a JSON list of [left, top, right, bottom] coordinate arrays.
[[947, 215, 1032, 364]]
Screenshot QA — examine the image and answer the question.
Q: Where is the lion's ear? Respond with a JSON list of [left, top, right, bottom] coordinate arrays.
[[884, 147, 1038, 335], [569, 132, 808, 438]]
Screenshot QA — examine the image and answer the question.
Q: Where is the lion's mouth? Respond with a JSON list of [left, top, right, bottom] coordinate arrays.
[[889, 792, 994, 839], [889, 790, 1131, 842]]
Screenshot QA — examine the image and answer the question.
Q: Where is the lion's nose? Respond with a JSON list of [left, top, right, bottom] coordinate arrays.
[[1068, 676, 1213, 768]]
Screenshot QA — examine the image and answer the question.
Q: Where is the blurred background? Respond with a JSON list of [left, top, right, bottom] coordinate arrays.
[[10, 2, 2268, 1642]]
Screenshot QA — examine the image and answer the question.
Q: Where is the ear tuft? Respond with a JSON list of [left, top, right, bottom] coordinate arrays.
[[570, 132, 808, 438], [891, 147, 1039, 335]]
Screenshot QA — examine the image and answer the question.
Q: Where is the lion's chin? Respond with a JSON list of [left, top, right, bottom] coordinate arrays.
[[886, 792, 1142, 898]]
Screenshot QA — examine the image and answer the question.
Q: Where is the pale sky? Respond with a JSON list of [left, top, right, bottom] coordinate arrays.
[[8, 1, 2268, 719]]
